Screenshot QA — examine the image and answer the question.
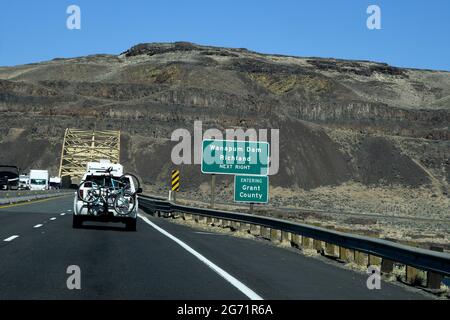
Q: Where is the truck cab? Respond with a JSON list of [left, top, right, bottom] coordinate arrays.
[[0, 166, 19, 191], [73, 161, 140, 231], [29, 170, 49, 190]]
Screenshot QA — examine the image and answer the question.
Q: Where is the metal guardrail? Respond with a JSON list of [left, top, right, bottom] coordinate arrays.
[[0, 189, 73, 205], [138, 194, 450, 278]]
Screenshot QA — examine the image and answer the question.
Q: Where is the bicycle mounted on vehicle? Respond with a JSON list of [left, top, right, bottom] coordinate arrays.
[[77, 167, 141, 216]]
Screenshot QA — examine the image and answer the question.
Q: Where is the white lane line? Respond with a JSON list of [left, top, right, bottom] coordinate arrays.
[[195, 231, 227, 236], [33, 224, 43, 228], [60, 213, 66, 216], [138, 214, 263, 300], [67, 209, 72, 212], [50, 217, 56, 221], [3, 235, 19, 242]]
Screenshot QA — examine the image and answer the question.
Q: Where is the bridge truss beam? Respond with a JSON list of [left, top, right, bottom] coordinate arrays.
[[58, 129, 121, 181]]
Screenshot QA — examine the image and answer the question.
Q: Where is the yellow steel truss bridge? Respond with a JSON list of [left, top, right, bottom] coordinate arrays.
[[58, 129, 121, 182]]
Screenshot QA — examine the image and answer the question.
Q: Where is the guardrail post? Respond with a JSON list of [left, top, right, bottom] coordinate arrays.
[[338, 247, 349, 262], [259, 226, 265, 237], [239, 223, 250, 233], [313, 239, 323, 253], [368, 255, 381, 266], [406, 266, 419, 285], [427, 246, 444, 290], [381, 259, 394, 274], [260, 226, 270, 239], [250, 224, 259, 235], [291, 234, 301, 248], [354, 251, 366, 266], [302, 237, 311, 249], [223, 219, 231, 229], [281, 231, 290, 243], [325, 243, 336, 257], [270, 229, 280, 243]]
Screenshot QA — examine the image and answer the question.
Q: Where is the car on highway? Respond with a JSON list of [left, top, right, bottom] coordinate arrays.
[[73, 161, 142, 231], [0, 165, 19, 191]]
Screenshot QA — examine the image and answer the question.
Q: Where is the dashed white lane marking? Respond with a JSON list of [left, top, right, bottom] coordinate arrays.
[[33, 224, 43, 228], [3, 235, 19, 242], [67, 210, 72, 212], [138, 214, 263, 300], [50, 217, 56, 221], [60, 213, 66, 216]]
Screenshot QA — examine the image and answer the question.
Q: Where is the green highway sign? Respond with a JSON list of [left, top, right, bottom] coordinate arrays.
[[234, 175, 269, 203], [201, 139, 269, 176]]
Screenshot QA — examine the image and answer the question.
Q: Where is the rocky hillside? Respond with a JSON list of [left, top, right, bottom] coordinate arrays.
[[0, 42, 449, 198]]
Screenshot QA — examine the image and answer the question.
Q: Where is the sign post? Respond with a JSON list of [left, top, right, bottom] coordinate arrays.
[[210, 174, 216, 209]]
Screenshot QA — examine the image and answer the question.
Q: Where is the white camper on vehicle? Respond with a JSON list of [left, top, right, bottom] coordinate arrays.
[[29, 170, 49, 190]]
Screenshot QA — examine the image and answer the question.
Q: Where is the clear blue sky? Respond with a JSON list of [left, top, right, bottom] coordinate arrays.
[[0, 0, 449, 70]]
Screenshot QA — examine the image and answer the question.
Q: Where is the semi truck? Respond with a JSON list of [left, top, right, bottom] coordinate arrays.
[[29, 170, 49, 190], [0, 165, 19, 190]]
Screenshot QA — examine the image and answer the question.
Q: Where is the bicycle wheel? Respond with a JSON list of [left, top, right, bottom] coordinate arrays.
[[119, 173, 140, 194], [114, 191, 136, 215], [77, 181, 101, 204]]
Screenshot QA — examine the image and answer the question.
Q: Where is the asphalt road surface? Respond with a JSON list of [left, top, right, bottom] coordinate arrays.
[[0, 195, 433, 299]]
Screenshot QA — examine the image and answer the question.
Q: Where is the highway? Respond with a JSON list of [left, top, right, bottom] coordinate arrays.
[[0, 195, 433, 299]]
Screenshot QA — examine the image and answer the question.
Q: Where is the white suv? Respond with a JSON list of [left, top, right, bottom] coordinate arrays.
[[73, 162, 142, 231]]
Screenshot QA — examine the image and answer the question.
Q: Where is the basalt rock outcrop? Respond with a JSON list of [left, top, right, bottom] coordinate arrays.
[[0, 42, 448, 193]]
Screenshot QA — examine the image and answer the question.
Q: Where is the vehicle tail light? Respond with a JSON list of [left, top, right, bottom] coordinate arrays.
[[79, 189, 84, 199]]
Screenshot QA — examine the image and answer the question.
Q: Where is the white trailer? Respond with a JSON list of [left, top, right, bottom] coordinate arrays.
[[29, 170, 49, 190]]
